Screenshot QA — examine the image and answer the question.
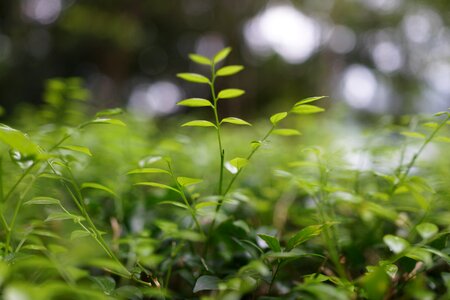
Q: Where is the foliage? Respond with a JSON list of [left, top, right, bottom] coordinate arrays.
[[0, 48, 449, 299]]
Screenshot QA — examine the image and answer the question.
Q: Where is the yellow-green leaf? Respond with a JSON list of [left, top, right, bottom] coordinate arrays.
[[59, 145, 92, 156], [295, 96, 327, 106], [0, 124, 41, 157], [216, 65, 244, 77], [177, 73, 210, 84], [177, 177, 203, 187], [400, 131, 426, 139], [24, 197, 61, 206], [291, 104, 325, 114], [213, 47, 232, 64], [81, 182, 116, 197], [189, 54, 212, 65], [127, 168, 170, 175], [181, 120, 217, 128], [218, 89, 245, 99], [221, 117, 251, 126], [270, 112, 288, 125], [134, 182, 180, 194], [272, 129, 301, 136], [177, 98, 212, 107]]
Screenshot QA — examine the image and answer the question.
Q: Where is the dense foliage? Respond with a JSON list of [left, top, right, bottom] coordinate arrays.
[[0, 49, 449, 299]]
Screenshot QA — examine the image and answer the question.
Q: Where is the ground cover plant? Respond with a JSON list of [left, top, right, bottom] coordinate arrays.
[[0, 48, 449, 299]]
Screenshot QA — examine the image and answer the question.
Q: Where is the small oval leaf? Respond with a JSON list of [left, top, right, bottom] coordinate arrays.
[[295, 96, 327, 106], [71, 230, 91, 240], [383, 234, 410, 254], [217, 89, 245, 99], [213, 47, 232, 64], [291, 105, 325, 114], [416, 223, 438, 240], [272, 129, 301, 136], [181, 120, 217, 128], [81, 118, 126, 128], [177, 98, 212, 107], [216, 65, 244, 77], [177, 177, 203, 187], [188, 54, 212, 66], [270, 112, 288, 125], [221, 117, 251, 126], [24, 197, 61, 206], [193, 275, 220, 293], [177, 73, 210, 84]]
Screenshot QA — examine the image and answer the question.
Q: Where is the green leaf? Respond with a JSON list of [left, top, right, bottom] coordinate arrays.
[[159, 201, 188, 210], [181, 120, 217, 128], [221, 117, 252, 126], [134, 182, 180, 194], [416, 223, 438, 240], [0, 124, 41, 157], [291, 104, 325, 114], [193, 275, 220, 293], [216, 65, 244, 77], [422, 122, 438, 129], [257, 234, 281, 252], [45, 212, 84, 222], [360, 267, 390, 300], [295, 96, 327, 106], [24, 197, 60, 206], [81, 118, 126, 128], [272, 129, 301, 136], [70, 230, 91, 240], [90, 276, 116, 295], [400, 131, 426, 139], [81, 182, 116, 197], [188, 54, 212, 65], [270, 112, 288, 125], [177, 73, 210, 84], [195, 201, 218, 209], [177, 176, 203, 187], [213, 47, 232, 64], [286, 225, 323, 251], [226, 157, 248, 174], [127, 168, 170, 175], [383, 234, 410, 254], [95, 108, 123, 118], [177, 98, 212, 107], [59, 145, 92, 157], [436, 136, 450, 143], [217, 88, 245, 99]]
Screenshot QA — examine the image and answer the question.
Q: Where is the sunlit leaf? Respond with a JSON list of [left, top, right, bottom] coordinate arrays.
[[24, 197, 61, 206], [272, 129, 301, 136], [216, 65, 244, 77], [177, 73, 210, 84], [295, 96, 327, 106], [127, 168, 170, 175], [291, 104, 325, 114], [177, 98, 212, 107], [213, 47, 232, 64], [400, 131, 426, 139], [177, 176, 203, 187], [189, 53, 212, 65], [217, 88, 245, 99], [81, 182, 116, 197], [193, 275, 220, 293], [181, 120, 216, 128], [270, 112, 288, 125], [134, 182, 180, 194], [221, 117, 251, 126], [59, 145, 92, 157], [286, 225, 323, 251], [257, 234, 281, 252], [416, 222, 438, 240], [226, 157, 248, 174], [0, 124, 41, 157], [383, 234, 409, 254]]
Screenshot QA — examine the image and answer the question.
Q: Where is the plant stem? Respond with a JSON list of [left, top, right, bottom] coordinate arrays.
[[269, 261, 280, 293]]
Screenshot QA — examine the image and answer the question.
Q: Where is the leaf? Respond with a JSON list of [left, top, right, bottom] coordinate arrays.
[[24, 197, 60, 206], [134, 182, 180, 194], [0, 124, 41, 157], [400, 131, 426, 139], [270, 112, 288, 125], [360, 267, 390, 300], [286, 225, 323, 251], [45, 212, 84, 222], [383, 235, 410, 254], [177, 73, 210, 84], [81, 182, 116, 197], [213, 47, 232, 64], [257, 234, 281, 252], [81, 118, 126, 128], [95, 108, 123, 117], [272, 129, 301, 136], [291, 104, 325, 114], [295, 96, 327, 106], [177, 98, 212, 107], [127, 168, 170, 175], [193, 275, 220, 293], [436, 136, 450, 143], [177, 177, 203, 187], [416, 223, 438, 240], [159, 201, 188, 210], [181, 120, 217, 128], [59, 145, 92, 157], [216, 65, 244, 77], [422, 122, 438, 129], [195, 201, 218, 209], [217, 89, 245, 99], [188, 54, 212, 65], [221, 117, 252, 126], [70, 230, 91, 240], [226, 157, 248, 174], [90, 276, 116, 295]]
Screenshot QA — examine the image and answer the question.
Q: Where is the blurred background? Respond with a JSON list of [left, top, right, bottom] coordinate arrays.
[[0, 0, 449, 120]]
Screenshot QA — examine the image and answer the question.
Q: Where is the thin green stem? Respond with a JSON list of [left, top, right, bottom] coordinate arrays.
[[269, 261, 280, 293]]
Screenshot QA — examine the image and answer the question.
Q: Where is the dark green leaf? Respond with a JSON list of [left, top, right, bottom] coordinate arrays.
[[193, 275, 220, 293], [257, 234, 281, 252]]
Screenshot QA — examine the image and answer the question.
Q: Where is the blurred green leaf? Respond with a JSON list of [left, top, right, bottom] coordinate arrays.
[[81, 182, 116, 197], [59, 145, 92, 156], [193, 275, 220, 293], [177, 176, 203, 187], [295, 96, 327, 106], [416, 223, 438, 240], [70, 230, 91, 240], [134, 182, 180, 194], [81, 118, 126, 128], [24, 197, 61, 206], [401, 131, 426, 139], [286, 225, 323, 251], [0, 124, 41, 157], [95, 108, 123, 118], [273, 129, 301, 136], [127, 168, 170, 175], [383, 234, 409, 254], [257, 234, 281, 252], [291, 104, 325, 114]]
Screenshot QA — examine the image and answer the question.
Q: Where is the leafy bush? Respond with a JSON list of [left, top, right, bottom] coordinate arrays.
[[0, 48, 449, 299]]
